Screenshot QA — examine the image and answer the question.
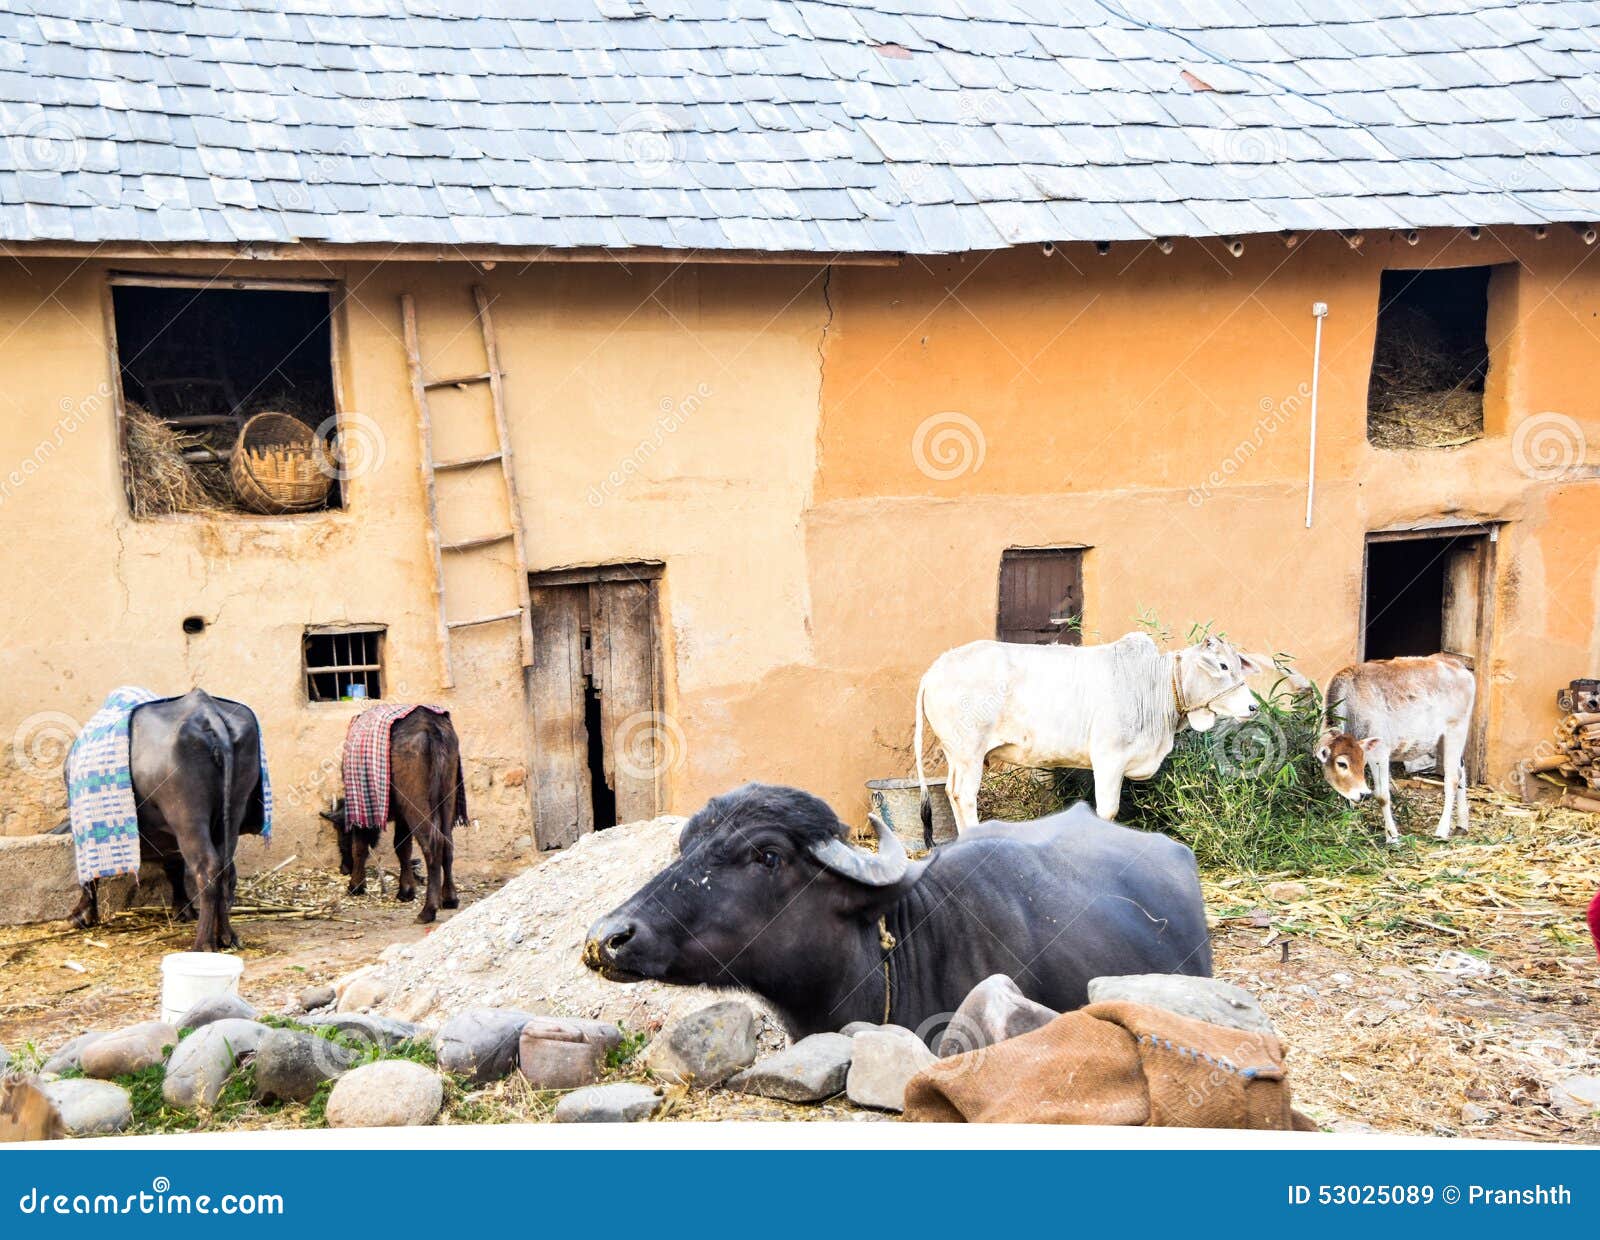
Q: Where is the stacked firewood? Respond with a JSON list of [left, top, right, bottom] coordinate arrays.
[[1528, 711, 1600, 811], [1552, 712, 1600, 787]]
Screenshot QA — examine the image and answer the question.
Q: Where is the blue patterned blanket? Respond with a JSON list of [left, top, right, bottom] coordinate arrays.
[[66, 688, 273, 884]]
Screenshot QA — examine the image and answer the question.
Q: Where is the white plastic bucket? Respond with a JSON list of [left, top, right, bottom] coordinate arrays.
[[159, 952, 244, 1026]]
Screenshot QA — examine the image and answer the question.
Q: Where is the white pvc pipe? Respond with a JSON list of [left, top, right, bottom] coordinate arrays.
[[1305, 302, 1328, 528]]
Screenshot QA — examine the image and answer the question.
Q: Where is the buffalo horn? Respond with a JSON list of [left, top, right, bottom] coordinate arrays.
[[808, 812, 909, 887]]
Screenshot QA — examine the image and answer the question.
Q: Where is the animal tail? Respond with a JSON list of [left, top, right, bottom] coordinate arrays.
[[914, 674, 933, 849], [429, 717, 456, 842], [193, 691, 234, 852]]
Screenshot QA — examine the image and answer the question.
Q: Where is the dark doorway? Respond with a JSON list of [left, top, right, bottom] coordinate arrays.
[[997, 547, 1085, 645], [1362, 528, 1495, 778], [527, 564, 665, 849], [1363, 539, 1449, 659]]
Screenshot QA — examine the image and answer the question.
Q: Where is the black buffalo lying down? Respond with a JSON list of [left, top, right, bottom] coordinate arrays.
[[584, 783, 1212, 1039], [70, 689, 265, 952]]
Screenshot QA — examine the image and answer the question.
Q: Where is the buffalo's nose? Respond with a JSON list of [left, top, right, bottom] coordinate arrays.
[[583, 914, 637, 968]]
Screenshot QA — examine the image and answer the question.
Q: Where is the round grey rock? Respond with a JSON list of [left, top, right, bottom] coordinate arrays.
[[846, 1026, 936, 1112], [163, 1019, 269, 1109], [253, 1028, 360, 1103], [1086, 974, 1275, 1035], [176, 992, 258, 1030], [434, 1007, 539, 1083], [554, 1083, 663, 1123], [298, 985, 337, 1012], [325, 1060, 443, 1128], [41, 1032, 107, 1077], [643, 1000, 757, 1090], [728, 1033, 853, 1102], [300, 1012, 420, 1050], [937, 974, 1057, 1057], [40, 1078, 132, 1136], [81, 1022, 178, 1079]]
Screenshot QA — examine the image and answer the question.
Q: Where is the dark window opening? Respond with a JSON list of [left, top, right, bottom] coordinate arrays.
[[112, 283, 342, 517], [998, 548, 1085, 645], [1367, 266, 1493, 449], [304, 626, 384, 702]]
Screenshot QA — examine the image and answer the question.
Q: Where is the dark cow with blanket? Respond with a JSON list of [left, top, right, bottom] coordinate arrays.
[[321, 706, 467, 924], [69, 688, 268, 952], [584, 782, 1212, 1040]]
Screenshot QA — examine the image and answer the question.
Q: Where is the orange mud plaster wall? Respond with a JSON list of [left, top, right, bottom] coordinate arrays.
[[0, 231, 1594, 861], [809, 230, 1600, 807]]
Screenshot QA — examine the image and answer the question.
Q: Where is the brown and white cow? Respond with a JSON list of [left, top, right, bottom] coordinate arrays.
[[1315, 654, 1476, 845], [915, 631, 1270, 830]]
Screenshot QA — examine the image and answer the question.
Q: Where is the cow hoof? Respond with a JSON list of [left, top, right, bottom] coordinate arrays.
[[347, 882, 366, 896], [338, 863, 352, 877], [396, 887, 415, 903], [417, 907, 437, 925], [442, 895, 460, 910]]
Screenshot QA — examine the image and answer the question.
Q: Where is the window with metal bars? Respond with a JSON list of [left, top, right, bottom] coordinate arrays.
[[303, 626, 385, 702]]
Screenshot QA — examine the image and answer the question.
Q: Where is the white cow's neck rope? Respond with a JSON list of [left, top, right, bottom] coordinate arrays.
[[1171, 658, 1247, 717]]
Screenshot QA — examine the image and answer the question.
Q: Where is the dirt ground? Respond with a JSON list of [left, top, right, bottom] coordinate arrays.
[[0, 865, 506, 1054], [2, 789, 1597, 1141]]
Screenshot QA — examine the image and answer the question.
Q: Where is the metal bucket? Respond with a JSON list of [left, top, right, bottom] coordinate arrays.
[[866, 777, 958, 852]]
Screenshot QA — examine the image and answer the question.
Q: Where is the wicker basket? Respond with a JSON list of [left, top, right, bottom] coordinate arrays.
[[229, 411, 333, 514]]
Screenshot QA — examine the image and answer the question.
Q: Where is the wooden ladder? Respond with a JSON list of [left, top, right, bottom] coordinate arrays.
[[401, 285, 534, 689]]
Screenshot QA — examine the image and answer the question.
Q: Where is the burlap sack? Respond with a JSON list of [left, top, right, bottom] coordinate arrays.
[[903, 999, 1317, 1129]]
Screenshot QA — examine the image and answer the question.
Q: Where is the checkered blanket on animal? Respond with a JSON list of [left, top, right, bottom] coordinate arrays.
[[65, 687, 274, 885], [340, 704, 468, 834]]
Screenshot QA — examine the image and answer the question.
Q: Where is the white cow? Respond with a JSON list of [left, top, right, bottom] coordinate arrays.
[[914, 631, 1270, 830], [1315, 654, 1476, 845]]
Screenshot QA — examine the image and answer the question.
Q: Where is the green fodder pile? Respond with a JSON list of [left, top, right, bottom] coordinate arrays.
[[980, 680, 1381, 876]]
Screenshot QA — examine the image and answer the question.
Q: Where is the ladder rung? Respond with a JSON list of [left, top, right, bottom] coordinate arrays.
[[434, 451, 504, 472], [424, 371, 493, 390], [441, 531, 515, 553], [446, 609, 523, 630]]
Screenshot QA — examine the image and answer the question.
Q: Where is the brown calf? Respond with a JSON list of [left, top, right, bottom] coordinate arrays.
[[1315, 654, 1476, 845]]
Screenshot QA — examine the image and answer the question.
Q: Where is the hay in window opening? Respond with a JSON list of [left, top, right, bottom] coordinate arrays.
[[1367, 267, 1494, 450], [125, 403, 234, 518]]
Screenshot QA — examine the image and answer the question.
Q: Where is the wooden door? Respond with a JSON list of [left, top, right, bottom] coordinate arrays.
[[1441, 535, 1494, 780], [1441, 539, 1482, 666], [998, 549, 1084, 645], [527, 583, 592, 849], [591, 578, 663, 825]]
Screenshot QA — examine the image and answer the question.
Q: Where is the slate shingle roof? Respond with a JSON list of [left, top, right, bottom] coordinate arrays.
[[2, 0, 1599, 253]]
